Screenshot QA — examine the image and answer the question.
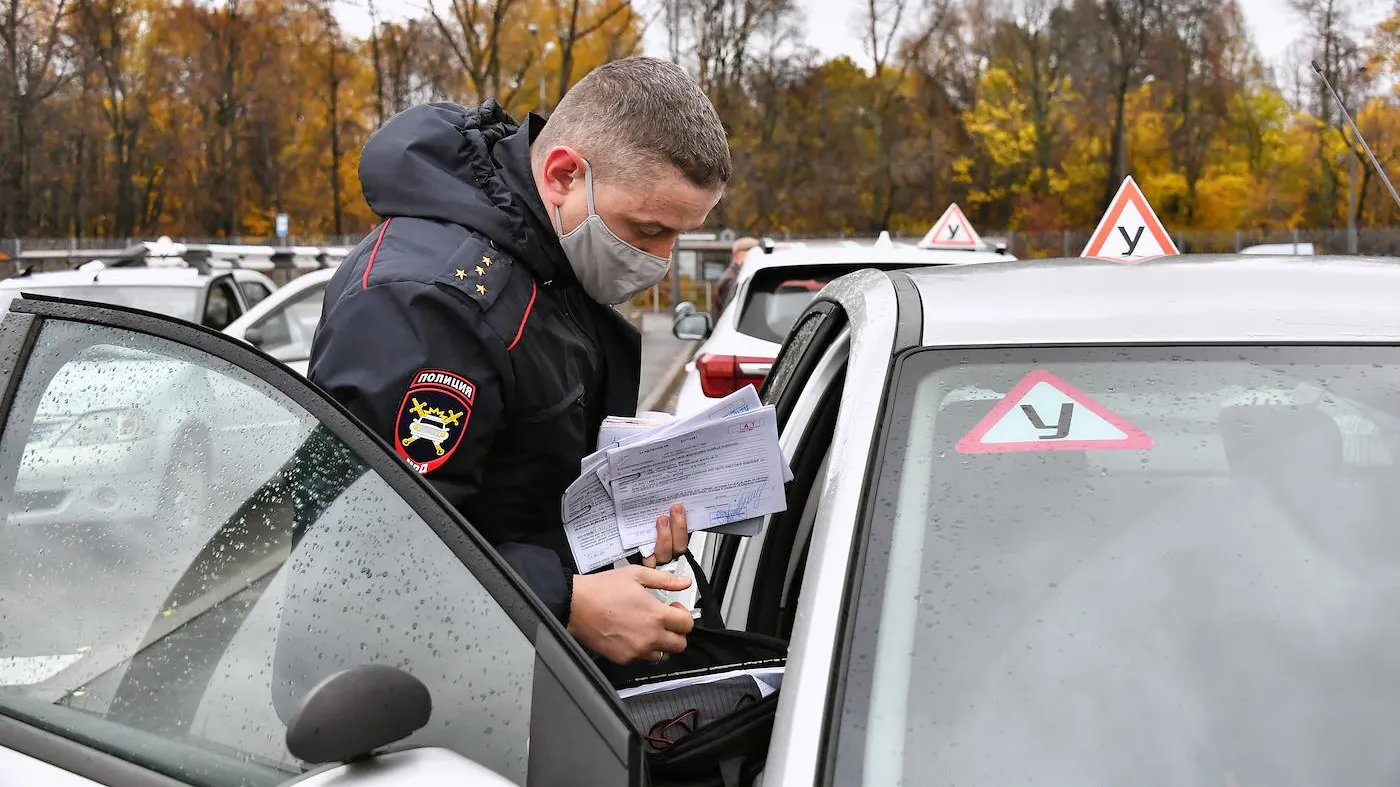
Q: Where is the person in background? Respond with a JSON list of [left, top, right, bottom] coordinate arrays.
[[711, 236, 759, 321], [309, 57, 732, 665]]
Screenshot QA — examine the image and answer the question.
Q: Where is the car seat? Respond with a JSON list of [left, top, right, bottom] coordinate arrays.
[[1217, 403, 1387, 562]]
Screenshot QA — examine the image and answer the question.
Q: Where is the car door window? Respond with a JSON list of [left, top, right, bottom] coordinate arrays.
[[708, 300, 845, 597], [254, 284, 325, 363], [239, 281, 272, 309], [202, 279, 240, 330], [0, 317, 535, 784], [725, 340, 848, 634]]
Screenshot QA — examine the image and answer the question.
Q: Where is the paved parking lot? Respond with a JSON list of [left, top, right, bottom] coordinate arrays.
[[636, 310, 692, 412]]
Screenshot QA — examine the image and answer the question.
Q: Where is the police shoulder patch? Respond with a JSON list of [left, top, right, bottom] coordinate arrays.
[[438, 238, 513, 311], [395, 369, 477, 474]]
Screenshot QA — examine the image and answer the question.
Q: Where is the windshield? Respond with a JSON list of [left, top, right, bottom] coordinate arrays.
[[838, 345, 1400, 786], [6, 285, 201, 322]]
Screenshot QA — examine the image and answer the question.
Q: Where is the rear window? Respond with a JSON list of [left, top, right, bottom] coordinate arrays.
[[736, 263, 911, 343]]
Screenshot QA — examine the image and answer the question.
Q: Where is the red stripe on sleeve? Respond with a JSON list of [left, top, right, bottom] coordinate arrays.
[[507, 280, 538, 351], [361, 218, 394, 289]]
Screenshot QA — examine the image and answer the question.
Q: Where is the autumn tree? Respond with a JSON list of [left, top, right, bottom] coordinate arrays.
[[5, 0, 1400, 245], [1094, 0, 1159, 210], [72, 0, 160, 236], [1290, 0, 1366, 226], [0, 0, 71, 235]]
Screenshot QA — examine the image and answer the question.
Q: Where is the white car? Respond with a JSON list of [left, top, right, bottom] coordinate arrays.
[[224, 267, 336, 375], [1240, 242, 1315, 255], [670, 243, 1012, 416], [0, 266, 278, 331]]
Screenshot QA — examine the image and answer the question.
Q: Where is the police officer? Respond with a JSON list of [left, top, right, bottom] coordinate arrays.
[[309, 57, 731, 666]]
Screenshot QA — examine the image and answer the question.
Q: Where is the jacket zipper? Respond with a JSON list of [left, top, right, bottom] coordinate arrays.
[[547, 280, 601, 406]]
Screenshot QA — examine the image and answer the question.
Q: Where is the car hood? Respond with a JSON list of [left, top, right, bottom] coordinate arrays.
[[33, 355, 192, 418]]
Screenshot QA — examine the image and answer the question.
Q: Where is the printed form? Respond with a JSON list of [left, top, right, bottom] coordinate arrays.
[[606, 407, 787, 551], [561, 385, 790, 573], [562, 460, 624, 573]]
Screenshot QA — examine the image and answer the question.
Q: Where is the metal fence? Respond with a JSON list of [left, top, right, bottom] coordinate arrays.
[[725, 227, 1400, 258], [9, 228, 1400, 261], [1, 236, 366, 255], [8, 226, 1400, 275]]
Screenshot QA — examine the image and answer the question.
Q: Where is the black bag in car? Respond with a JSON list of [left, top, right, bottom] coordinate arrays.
[[595, 552, 787, 787]]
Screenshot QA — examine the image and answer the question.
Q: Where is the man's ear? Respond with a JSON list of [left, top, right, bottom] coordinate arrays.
[[538, 146, 585, 209]]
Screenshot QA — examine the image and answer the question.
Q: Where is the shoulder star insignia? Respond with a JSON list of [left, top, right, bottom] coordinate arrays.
[[454, 269, 466, 280], [474, 265, 485, 276], [475, 283, 487, 295], [482, 255, 493, 266]]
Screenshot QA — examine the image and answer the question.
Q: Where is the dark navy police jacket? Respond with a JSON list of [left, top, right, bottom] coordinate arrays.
[[308, 100, 642, 623]]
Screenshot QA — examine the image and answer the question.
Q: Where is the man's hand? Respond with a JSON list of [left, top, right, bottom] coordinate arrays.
[[643, 503, 689, 568], [568, 565, 695, 664]]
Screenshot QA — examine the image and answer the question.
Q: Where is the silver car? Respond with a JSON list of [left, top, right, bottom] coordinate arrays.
[[702, 253, 1400, 786]]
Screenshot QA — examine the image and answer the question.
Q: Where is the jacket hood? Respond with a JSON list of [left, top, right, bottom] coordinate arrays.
[[359, 100, 533, 260]]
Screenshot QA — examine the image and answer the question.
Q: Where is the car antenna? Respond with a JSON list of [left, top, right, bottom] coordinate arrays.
[[1312, 60, 1400, 213]]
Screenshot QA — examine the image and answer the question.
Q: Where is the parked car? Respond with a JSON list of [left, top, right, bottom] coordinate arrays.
[[670, 242, 1011, 416], [0, 257, 286, 553], [224, 267, 336, 375], [0, 265, 278, 332]]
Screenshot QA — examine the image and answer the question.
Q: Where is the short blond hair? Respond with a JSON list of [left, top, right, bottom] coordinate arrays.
[[533, 57, 731, 189]]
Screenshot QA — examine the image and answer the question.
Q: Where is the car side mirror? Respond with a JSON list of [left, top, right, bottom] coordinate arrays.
[[285, 664, 431, 764], [673, 300, 696, 318], [244, 326, 266, 348], [673, 312, 712, 341]]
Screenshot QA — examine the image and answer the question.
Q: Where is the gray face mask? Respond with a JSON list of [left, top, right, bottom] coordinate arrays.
[[553, 160, 672, 306]]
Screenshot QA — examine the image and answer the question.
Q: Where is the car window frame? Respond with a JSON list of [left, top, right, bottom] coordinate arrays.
[[238, 280, 273, 310], [0, 294, 643, 786], [708, 299, 848, 603], [734, 342, 848, 636], [202, 275, 243, 329], [253, 281, 325, 364]]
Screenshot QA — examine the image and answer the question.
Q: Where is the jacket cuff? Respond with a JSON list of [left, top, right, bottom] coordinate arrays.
[[493, 542, 571, 625], [560, 567, 575, 627]]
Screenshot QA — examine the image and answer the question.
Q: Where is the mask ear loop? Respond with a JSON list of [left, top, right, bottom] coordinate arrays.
[[554, 157, 597, 235], [581, 158, 597, 217]]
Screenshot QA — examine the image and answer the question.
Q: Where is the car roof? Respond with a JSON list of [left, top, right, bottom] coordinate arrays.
[[899, 254, 1400, 345], [741, 245, 1008, 281], [0, 267, 209, 289]]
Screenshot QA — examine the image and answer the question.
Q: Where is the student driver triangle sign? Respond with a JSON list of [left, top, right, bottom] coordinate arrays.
[[918, 203, 982, 249], [1081, 176, 1178, 263], [956, 370, 1154, 454]]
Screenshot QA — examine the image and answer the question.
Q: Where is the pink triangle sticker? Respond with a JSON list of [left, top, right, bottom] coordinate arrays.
[[956, 370, 1154, 454]]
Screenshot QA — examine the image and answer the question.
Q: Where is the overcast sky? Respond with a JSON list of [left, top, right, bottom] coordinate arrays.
[[336, 0, 1393, 77]]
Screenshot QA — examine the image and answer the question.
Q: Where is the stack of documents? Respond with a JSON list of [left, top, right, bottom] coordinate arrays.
[[562, 385, 792, 573]]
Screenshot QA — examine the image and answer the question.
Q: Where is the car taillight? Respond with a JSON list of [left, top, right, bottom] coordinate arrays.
[[696, 353, 774, 398]]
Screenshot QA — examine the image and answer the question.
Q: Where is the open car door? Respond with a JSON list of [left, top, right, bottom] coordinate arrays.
[[0, 295, 645, 787]]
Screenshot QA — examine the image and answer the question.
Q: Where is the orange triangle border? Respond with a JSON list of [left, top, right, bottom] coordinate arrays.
[[1080, 176, 1179, 263], [919, 203, 982, 248]]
